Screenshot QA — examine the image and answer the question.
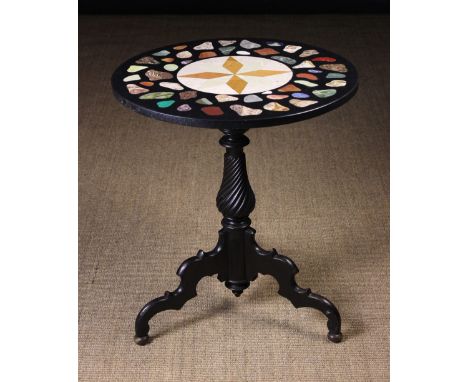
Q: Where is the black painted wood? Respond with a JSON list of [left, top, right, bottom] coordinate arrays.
[[134, 130, 342, 345]]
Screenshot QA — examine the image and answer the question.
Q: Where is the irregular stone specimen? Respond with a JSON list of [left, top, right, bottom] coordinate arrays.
[[326, 72, 346, 79], [230, 104, 263, 116], [267, 42, 283, 47], [294, 80, 318, 87], [215, 94, 238, 102], [326, 80, 347, 87], [196, 98, 213, 105], [164, 64, 178, 72], [162, 58, 175, 63], [181, 60, 193, 65], [308, 69, 323, 73], [123, 74, 141, 82], [126, 84, 149, 94], [289, 99, 318, 107], [283, 45, 302, 53], [311, 57, 336, 62], [293, 60, 315, 69], [291, 92, 310, 99], [236, 51, 250, 55], [219, 46, 235, 55], [312, 89, 337, 98], [240, 39, 261, 49], [320, 64, 347, 73], [219, 40, 236, 46], [179, 90, 197, 100], [194, 42, 214, 50], [278, 84, 301, 92], [299, 49, 319, 57], [157, 100, 175, 108], [271, 56, 296, 65], [267, 94, 288, 100], [159, 82, 184, 90], [254, 48, 279, 56], [201, 106, 224, 116], [136, 56, 159, 65], [152, 50, 170, 56], [297, 73, 318, 80], [263, 102, 289, 112], [139, 81, 154, 87], [145, 70, 173, 81], [127, 65, 147, 73], [176, 51, 192, 59], [139, 92, 174, 100], [243, 94, 263, 103], [199, 51, 217, 59], [177, 104, 191, 112], [173, 45, 187, 50]]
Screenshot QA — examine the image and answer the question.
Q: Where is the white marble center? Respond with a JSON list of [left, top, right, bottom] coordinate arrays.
[[177, 56, 293, 95]]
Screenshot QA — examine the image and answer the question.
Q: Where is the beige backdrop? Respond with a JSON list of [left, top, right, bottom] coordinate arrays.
[[79, 14, 389, 382]]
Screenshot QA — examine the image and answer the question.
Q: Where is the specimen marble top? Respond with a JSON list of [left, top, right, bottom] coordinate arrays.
[[111, 38, 358, 129]]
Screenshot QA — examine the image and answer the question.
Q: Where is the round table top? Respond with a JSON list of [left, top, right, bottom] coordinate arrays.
[[111, 38, 358, 129]]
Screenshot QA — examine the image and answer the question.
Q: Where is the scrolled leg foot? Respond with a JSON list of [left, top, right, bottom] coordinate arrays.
[[254, 244, 342, 343], [134, 242, 225, 344], [134, 335, 150, 346], [327, 331, 343, 343]]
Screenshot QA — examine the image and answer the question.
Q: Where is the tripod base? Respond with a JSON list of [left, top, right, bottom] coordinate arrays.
[[134, 220, 342, 345]]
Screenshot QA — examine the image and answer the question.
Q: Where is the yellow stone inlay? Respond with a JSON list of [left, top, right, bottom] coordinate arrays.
[[223, 57, 243, 73], [179, 72, 231, 79], [239, 69, 289, 77], [226, 75, 248, 93]]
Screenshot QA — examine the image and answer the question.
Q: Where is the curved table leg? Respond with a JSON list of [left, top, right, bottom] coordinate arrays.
[[134, 244, 225, 345], [254, 244, 342, 343]]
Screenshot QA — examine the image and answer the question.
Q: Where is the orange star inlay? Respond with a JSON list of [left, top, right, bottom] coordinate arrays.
[[223, 56, 243, 73], [226, 75, 248, 94], [179, 72, 230, 79], [178, 57, 290, 94], [240, 70, 289, 77]]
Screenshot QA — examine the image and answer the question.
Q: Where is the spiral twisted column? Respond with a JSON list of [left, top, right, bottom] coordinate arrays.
[[215, 129, 257, 296], [216, 129, 256, 223]]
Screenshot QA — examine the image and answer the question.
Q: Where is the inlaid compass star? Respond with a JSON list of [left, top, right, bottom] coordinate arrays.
[[179, 56, 290, 94]]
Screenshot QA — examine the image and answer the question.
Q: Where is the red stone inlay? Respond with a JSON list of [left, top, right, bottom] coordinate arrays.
[[139, 81, 154, 87], [311, 57, 336, 62], [201, 106, 224, 116], [199, 51, 217, 59], [254, 48, 280, 56], [162, 58, 175, 62], [296, 73, 318, 80]]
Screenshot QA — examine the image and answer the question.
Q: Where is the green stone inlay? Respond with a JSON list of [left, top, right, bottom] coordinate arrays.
[[127, 65, 147, 73], [271, 56, 297, 65], [312, 89, 337, 98], [326, 72, 346, 79], [152, 50, 170, 56], [219, 46, 236, 55], [157, 100, 175, 108], [139, 92, 174, 100], [164, 64, 178, 72]]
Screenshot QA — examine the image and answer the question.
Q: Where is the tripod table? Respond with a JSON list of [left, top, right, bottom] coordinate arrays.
[[111, 38, 358, 345]]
